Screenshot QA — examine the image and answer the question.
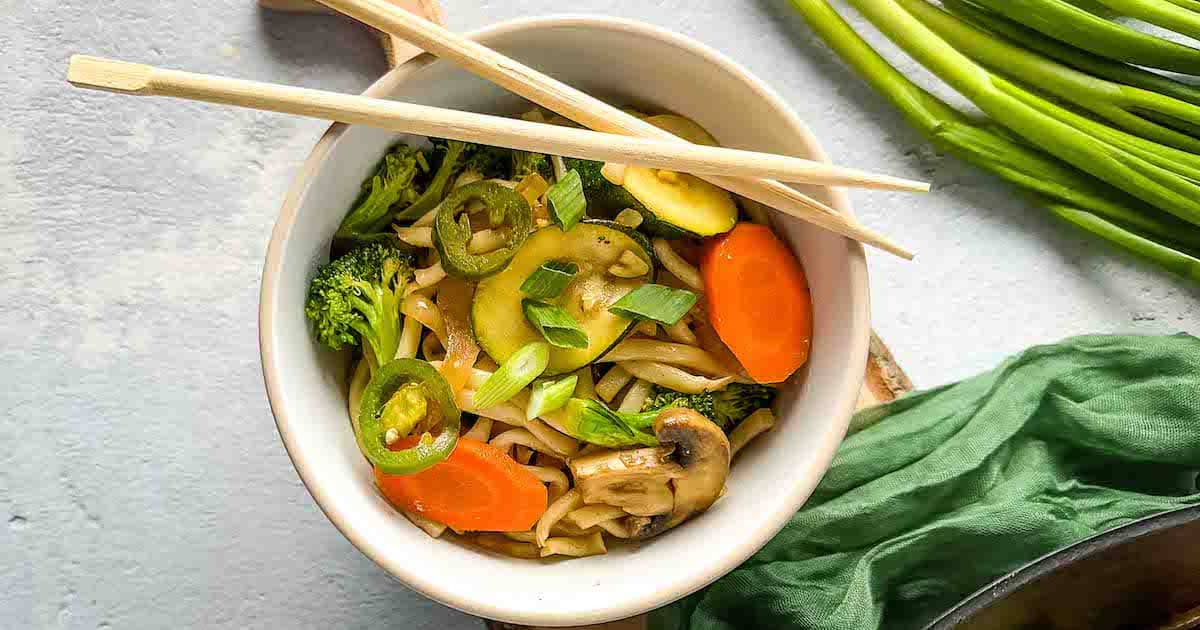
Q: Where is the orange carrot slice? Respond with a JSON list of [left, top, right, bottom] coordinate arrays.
[[375, 437, 547, 532], [700, 223, 813, 383]]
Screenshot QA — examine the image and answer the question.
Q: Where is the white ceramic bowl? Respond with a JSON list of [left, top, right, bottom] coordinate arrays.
[[260, 15, 869, 627]]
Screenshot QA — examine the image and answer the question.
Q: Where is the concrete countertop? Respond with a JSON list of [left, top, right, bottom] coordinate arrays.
[[3, 1, 1196, 628]]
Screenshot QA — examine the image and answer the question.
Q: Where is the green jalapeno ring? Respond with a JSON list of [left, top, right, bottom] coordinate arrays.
[[357, 358, 461, 475], [433, 181, 533, 280]]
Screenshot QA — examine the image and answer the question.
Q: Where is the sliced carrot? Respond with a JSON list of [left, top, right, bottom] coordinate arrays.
[[700, 222, 813, 384], [374, 437, 547, 532]]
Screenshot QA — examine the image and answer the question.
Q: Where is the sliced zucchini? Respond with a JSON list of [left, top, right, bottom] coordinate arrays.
[[564, 114, 737, 238], [625, 113, 737, 237], [564, 157, 641, 214], [619, 166, 738, 237], [472, 221, 655, 375]]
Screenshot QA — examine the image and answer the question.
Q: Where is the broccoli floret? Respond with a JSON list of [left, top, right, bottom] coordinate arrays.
[[305, 243, 414, 370], [512, 150, 551, 181], [643, 383, 776, 429], [395, 139, 513, 223], [712, 383, 776, 428], [459, 142, 512, 180], [643, 388, 716, 421], [334, 144, 425, 241]]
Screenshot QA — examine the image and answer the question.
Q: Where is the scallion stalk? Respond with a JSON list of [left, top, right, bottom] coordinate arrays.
[[944, 0, 1200, 112], [609, 284, 699, 325], [966, 0, 1200, 74], [526, 374, 579, 420], [837, 0, 1200, 227], [472, 341, 550, 409], [546, 169, 586, 231], [522, 299, 590, 349], [1081, 0, 1200, 41], [1048, 204, 1200, 281], [898, 0, 1200, 152], [788, 0, 1200, 279], [520, 260, 578, 299]]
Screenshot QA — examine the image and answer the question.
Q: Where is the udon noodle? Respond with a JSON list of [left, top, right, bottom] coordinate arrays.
[[307, 108, 811, 559]]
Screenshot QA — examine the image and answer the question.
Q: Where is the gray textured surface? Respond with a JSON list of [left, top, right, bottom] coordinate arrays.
[[2, 0, 1197, 628]]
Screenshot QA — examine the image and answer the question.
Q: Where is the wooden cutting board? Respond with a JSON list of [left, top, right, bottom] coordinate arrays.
[[258, 2, 913, 627]]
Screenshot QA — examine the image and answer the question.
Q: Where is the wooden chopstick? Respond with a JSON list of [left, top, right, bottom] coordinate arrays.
[[66, 56, 929, 193], [314, 0, 914, 259]]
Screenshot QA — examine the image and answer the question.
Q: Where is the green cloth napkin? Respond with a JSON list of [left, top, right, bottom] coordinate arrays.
[[653, 334, 1200, 630]]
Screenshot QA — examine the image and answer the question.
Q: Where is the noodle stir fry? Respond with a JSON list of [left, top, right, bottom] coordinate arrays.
[[306, 108, 814, 558]]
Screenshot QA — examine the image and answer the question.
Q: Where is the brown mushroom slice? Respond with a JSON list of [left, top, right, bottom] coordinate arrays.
[[655, 407, 731, 528], [625, 408, 732, 540], [568, 408, 732, 541], [569, 446, 683, 516]]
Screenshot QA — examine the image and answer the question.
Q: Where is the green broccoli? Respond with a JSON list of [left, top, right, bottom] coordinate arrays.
[[394, 139, 501, 222], [305, 243, 414, 371], [461, 142, 512, 180], [511, 150, 551, 181], [643, 383, 776, 429], [334, 144, 426, 241]]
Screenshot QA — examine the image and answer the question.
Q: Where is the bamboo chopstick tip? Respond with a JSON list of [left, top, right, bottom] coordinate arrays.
[[873, 174, 931, 193], [67, 55, 154, 94]]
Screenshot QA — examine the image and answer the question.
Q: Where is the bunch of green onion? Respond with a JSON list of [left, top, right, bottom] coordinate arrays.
[[788, 0, 1200, 282]]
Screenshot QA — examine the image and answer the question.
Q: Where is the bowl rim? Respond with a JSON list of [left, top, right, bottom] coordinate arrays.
[[259, 14, 871, 626]]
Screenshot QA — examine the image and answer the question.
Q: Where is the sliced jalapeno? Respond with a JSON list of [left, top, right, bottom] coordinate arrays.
[[357, 358, 461, 475], [433, 181, 533, 280]]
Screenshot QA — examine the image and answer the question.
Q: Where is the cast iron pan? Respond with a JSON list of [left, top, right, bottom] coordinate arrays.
[[926, 505, 1200, 630]]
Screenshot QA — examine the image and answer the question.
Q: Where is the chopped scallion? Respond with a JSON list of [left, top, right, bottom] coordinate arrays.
[[559, 398, 659, 448], [520, 260, 578, 299], [522, 299, 590, 349], [526, 374, 579, 420], [472, 341, 550, 409], [547, 169, 586, 231], [608, 284, 698, 325]]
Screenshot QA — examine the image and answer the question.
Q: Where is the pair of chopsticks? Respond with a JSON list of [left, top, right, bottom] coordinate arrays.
[[66, 0, 919, 259]]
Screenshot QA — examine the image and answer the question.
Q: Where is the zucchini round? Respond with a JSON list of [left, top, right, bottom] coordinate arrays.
[[567, 114, 738, 238], [621, 112, 738, 236], [472, 222, 655, 375]]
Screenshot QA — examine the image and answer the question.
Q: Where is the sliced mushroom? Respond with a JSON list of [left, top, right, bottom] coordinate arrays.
[[655, 407, 731, 530], [570, 447, 682, 516], [568, 407, 731, 540]]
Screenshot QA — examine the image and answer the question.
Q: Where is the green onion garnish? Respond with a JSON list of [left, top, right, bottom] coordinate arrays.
[[526, 374, 579, 420], [558, 398, 659, 448], [520, 260, 578, 299], [546, 169, 586, 231], [608, 284, 698, 325], [472, 341, 550, 409], [522, 299, 590, 349]]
